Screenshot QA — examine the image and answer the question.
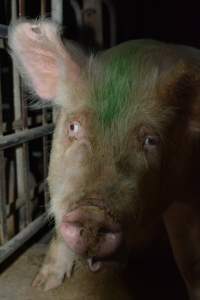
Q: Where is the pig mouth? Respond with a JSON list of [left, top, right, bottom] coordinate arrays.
[[60, 205, 122, 271], [87, 253, 124, 272]]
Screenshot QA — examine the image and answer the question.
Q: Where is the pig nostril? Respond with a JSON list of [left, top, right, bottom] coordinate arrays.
[[61, 207, 122, 257]]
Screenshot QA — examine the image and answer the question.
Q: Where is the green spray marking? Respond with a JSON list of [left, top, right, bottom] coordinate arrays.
[[91, 40, 161, 131], [93, 58, 132, 128]]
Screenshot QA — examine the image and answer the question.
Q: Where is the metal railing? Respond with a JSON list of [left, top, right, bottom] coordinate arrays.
[[0, 0, 116, 264]]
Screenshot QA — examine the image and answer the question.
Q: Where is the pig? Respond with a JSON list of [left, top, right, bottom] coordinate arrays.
[[8, 19, 200, 299]]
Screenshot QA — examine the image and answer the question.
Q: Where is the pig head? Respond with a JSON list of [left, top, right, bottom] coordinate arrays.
[[8, 20, 200, 294]]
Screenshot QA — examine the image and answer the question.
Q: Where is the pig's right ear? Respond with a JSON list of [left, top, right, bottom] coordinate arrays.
[[8, 20, 84, 106]]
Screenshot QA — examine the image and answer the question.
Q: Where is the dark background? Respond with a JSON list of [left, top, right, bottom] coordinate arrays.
[[115, 0, 200, 47], [1, 1, 200, 48]]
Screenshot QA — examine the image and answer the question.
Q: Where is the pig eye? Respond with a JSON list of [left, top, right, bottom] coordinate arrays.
[[143, 135, 161, 168], [68, 121, 80, 137], [143, 135, 160, 148]]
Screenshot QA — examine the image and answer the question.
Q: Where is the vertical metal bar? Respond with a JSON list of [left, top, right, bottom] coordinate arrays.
[[51, 0, 63, 24], [18, 0, 25, 17], [41, 0, 47, 17], [102, 0, 116, 46], [41, 0, 49, 209], [21, 86, 31, 224], [42, 112, 49, 210], [82, 0, 103, 47], [6, 159, 15, 240], [12, 0, 30, 229], [0, 54, 8, 243], [51, 0, 63, 123], [20, 0, 32, 225], [70, 0, 82, 27]]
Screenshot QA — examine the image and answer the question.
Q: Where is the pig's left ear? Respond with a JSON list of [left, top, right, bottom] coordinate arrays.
[[8, 20, 85, 106], [187, 80, 200, 135], [177, 71, 200, 135], [164, 64, 200, 136]]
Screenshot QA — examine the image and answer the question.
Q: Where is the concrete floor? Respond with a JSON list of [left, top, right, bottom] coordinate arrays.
[[0, 232, 188, 300], [0, 235, 133, 300], [0, 243, 54, 300]]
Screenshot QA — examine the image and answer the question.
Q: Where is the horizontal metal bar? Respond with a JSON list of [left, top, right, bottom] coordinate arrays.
[[0, 214, 48, 264], [0, 25, 8, 39], [0, 124, 54, 150]]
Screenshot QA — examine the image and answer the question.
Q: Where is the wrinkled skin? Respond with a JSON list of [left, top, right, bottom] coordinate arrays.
[[8, 20, 200, 299]]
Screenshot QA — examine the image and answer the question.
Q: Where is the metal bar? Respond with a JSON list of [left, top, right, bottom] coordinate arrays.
[[51, 0, 63, 24], [51, 0, 63, 122], [7, 195, 34, 218], [0, 63, 8, 243], [0, 152, 8, 243], [70, 0, 82, 27], [21, 88, 31, 225], [0, 0, 55, 260], [8, 161, 15, 230], [102, 0, 116, 46], [0, 124, 54, 150], [0, 25, 8, 39], [12, 0, 26, 231], [83, 0, 103, 47], [41, 0, 50, 210], [6, 197, 30, 218], [17, 0, 30, 229], [41, 0, 47, 17], [18, 0, 29, 225], [18, 0, 25, 17], [43, 131, 49, 209], [0, 213, 48, 264]]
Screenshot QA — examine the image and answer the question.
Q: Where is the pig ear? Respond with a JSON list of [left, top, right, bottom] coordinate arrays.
[[162, 63, 200, 136], [8, 20, 83, 104], [174, 71, 200, 135], [188, 92, 200, 135]]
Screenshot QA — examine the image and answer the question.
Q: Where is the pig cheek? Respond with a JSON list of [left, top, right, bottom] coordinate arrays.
[[145, 147, 161, 170], [65, 141, 91, 165], [54, 139, 91, 180]]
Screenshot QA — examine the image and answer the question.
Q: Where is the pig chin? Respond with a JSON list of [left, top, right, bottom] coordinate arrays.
[[59, 205, 123, 271]]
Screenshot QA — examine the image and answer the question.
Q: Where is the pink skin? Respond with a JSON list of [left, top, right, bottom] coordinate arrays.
[[10, 22, 80, 100], [60, 206, 122, 269]]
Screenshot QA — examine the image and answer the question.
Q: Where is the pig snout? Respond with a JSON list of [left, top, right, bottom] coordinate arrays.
[[60, 206, 122, 259]]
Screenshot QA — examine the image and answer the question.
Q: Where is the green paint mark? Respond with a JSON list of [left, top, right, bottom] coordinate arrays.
[[91, 40, 161, 130], [93, 56, 132, 127]]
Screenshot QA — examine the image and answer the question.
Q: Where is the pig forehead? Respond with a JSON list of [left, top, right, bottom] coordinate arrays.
[[88, 40, 199, 134], [89, 40, 172, 131]]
